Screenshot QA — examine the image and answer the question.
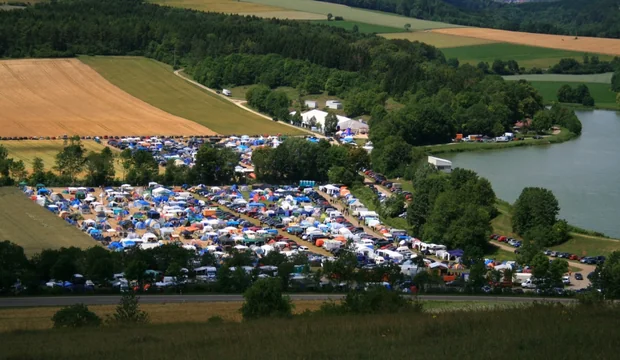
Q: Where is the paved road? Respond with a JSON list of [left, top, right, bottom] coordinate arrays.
[[0, 294, 575, 307]]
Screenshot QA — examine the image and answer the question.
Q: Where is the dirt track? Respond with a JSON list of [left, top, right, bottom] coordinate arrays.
[[434, 28, 620, 56], [0, 59, 216, 137]]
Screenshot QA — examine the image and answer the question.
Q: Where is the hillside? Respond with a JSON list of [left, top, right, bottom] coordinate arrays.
[[0, 187, 96, 255]]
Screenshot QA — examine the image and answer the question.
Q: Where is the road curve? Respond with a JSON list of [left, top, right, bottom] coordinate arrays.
[[0, 294, 575, 308]]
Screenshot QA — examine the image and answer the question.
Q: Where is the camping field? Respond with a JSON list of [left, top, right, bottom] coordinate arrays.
[[381, 31, 496, 48], [80, 56, 304, 135], [440, 43, 614, 69], [0, 58, 214, 137], [312, 20, 402, 34], [0, 187, 96, 255], [243, 0, 459, 30], [525, 81, 619, 109], [148, 0, 324, 19], [0, 140, 125, 175], [434, 28, 620, 56]]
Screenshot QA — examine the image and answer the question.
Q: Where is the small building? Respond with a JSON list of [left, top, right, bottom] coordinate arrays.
[[326, 100, 343, 110], [428, 156, 452, 173], [304, 100, 318, 109], [222, 89, 232, 97]]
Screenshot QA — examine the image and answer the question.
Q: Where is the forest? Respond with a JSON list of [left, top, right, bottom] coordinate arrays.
[[0, 0, 567, 178], [317, 0, 620, 38]]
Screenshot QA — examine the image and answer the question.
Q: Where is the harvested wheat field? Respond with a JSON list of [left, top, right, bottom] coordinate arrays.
[[150, 0, 323, 19], [434, 28, 620, 56], [0, 59, 216, 137]]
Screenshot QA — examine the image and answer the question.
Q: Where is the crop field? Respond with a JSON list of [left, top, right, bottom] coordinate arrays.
[[381, 31, 496, 48], [434, 28, 620, 56], [149, 0, 324, 19], [441, 43, 613, 69], [503, 73, 614, 84], [243, 0, 460, 30], [312, 20, 402, 34], [0, 187, 96, 255], [525, 81, 618, 109], [0, 59, 214, 137], [81, 56, 303, 135], [0, 140, 125, 175]]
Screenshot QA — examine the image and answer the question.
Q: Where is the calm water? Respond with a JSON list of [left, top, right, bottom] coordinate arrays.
[[442, 110, 620, 237]]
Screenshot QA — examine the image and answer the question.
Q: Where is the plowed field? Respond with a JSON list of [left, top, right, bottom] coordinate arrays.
[[0, 59, 215, 137]]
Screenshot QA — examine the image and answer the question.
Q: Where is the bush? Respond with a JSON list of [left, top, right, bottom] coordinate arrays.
[[207, 315, 224, 324], [240, 278, 293, 320], [321, 287, 423, 315], [52, 304, 101, 328], [108, 292, 149, 325]]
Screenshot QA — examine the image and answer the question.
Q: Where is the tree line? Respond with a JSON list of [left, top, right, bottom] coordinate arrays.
[[316, 0, 620, 38]]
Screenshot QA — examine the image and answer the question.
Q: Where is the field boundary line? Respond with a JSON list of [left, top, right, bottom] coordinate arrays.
[[173, 70, 319, 137]]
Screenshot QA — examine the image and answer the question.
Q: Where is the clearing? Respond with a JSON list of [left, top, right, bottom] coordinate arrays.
[[381, 31, 496, 48], [312, 20, 402, 34], [243, 0, 460, 30], [81, 56, 304, 135], [0, 187, 96, 256], [525, 81, 618, 109], [434, 28, 620, 56], [0, 140, 125, 175], [503, 73, 614, 84], [441, 43, 614, 69], [0, 58, 214, 137], [148, 0, 324, 19]]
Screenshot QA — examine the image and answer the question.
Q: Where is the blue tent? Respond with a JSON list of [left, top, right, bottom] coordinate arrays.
[[135, 222, 146, 230], [38, 188, 50, 195]]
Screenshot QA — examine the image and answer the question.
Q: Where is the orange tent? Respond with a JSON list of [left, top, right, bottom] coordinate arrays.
[[316, 239, 325, 247]]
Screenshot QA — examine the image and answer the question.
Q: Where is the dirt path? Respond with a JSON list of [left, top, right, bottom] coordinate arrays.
[[491, 240, 593, 289], [173, 70, 323, 138]]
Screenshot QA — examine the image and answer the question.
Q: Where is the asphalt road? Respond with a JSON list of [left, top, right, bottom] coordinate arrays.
[[0, 294, 575, 307]]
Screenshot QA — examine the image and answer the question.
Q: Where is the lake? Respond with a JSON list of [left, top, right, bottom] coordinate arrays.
[[442, 110, 620, 238]]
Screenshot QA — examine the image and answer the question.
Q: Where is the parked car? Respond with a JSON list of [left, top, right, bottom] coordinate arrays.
[[574, 273, 583, 280]]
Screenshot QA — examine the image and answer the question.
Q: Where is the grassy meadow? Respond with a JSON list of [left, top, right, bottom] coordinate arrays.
[[312, 20, 402, 33], [80, 56, 304, 135], [0, 187, 96, 255], [1, 140, 124, 175], [526, 81, 619, 109], [3, 304, 619, 359], [244, 0, 459, 30], [503, 73, 614, 84], [381, 31, 496, 48], [441, 43, 613, 69]]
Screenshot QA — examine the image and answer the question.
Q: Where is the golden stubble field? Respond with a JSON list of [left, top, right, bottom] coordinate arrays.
[[434, 28, 620, 56], [0, 59, 216, 137]]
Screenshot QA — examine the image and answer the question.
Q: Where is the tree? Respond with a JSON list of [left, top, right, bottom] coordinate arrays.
[[581, 94, 595, 106], [557, 84, 575, 103], [0, 241, 29, 293], [328, 166, 358, 186], [83, 246, 113, 284], [240, 278, 292, 320], [54, 139, 85, 184], [324, 112, 339, 136], [84, 147, 115, 186], [404, 23, 411, 31], [612, 70, 620, 92], [124, 259, 148, 287], [616, 92, 620, 107], [592, 251, 620, 299], [352, 24, 359, 33], [9, 160, 27, 182], [52, 304, 101, 328], [109, 292, 149, 324], [531, 110, 553, 133], [513, 187, 560, 236], [327, 13, 333, 21]]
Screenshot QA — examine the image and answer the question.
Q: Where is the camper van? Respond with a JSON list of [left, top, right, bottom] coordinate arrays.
[[376, 249, 404, 264], [323, 239, 342, 252], [222, 89, 232, 97], [514, 273, 532, 285]]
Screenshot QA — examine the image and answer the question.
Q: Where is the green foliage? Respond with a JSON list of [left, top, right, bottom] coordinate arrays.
[[513, 187, 560, 236], [324, 112, 339, 136], [240, 278, 293, 320], [0, 240, 29, 293], [124, 150, 159, 186], [321, 286, 422, 315], [109, 292, 150, 325], [530, 110, 553, 133], [191, 145, 239, 185], [54, 139, 85, 184], [84, 147, 115, 186], [52, 304, 101, 328], [612, 70, 620, 92], [591, 251, 620, 299], [557, 84, 595, 106]]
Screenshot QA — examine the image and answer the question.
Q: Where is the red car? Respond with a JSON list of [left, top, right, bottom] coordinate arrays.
[[498, 236, 507, 242]]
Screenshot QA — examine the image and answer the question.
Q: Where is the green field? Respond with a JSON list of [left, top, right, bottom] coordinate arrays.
[[312, 20, 402, 33], [0, 140, 124, 175], [441, 43, 613, 69], [0, 187, 96, 255], [244, 0, 459, 30], [80, 56, 305, 135], [503, 73, 614, 84], [525, 81, 619, 109]]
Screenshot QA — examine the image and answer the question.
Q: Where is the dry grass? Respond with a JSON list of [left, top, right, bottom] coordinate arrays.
[[0, 187, 97, 255], [150, 0, 323, 19], [434, 28, 620, 56], [237, 10, 324, 19], [0, 59, 215, 137], [381, 31, 496, 48], [0, 300, 326, 332], [1, 140, 125, 175]]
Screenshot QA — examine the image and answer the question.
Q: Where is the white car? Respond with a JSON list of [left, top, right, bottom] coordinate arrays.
[[562, 275, 571, 285], [298, 246, 309, 252]]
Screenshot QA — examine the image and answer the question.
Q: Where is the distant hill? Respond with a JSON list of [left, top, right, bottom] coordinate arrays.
[[316, 0, 620, 38]]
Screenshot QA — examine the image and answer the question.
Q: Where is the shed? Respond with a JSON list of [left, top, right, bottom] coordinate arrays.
[[304, 100, 318, 109], [326, 100, 343, 110], [428, 156, 452, 173]]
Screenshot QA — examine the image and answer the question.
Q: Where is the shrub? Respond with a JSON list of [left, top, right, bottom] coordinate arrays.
[[321, 287, 423, 315], [207, 315, 224, 324], [52, 304, 101, 328], [108, 292, 149, 325], [240, 278, 293, 320]]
